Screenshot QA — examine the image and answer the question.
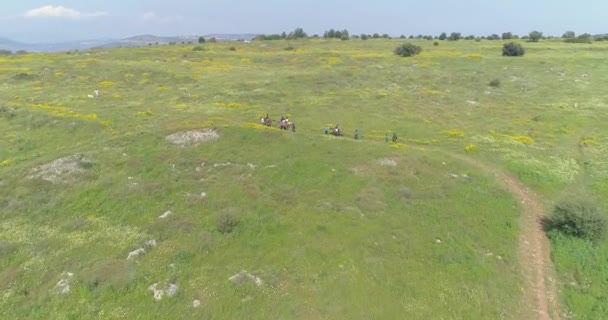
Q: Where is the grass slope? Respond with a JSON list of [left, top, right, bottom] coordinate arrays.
[[1, 38, 607, 318]]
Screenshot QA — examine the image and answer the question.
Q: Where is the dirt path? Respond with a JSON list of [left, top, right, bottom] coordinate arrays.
[[448, 153, 561, 320]]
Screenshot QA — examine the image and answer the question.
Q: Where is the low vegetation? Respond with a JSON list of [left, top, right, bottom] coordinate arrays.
[[0, 36, 607, 319], [394, 43, 422, 57]]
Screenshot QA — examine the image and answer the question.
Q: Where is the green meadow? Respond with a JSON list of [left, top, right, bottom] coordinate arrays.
[[1, 38, 607, 319]]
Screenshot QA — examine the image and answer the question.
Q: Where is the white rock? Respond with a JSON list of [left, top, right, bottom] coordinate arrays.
[[145, 240, 157, 247], [229, 270, 263, 287], [148, 283, 164, 301], [193, 299, 201, 308], [159, 210, 173, 219], [54, 272, 74, 294], [247, 163, 256, 169], [167, 283, 178, 297], [200, 192, 207, 199], [127, 248, 145, 260], [435, 239, 442, 244]]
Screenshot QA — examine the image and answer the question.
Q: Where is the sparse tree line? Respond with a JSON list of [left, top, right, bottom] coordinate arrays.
[[252, 28, 608, 44]]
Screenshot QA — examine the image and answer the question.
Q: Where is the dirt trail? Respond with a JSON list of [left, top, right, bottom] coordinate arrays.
[[449, 153, 561, 320]]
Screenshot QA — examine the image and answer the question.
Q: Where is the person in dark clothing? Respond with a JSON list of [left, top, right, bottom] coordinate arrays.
[[324, 127, 329, 135], [354, 129, 359, 140], [291, 122, 296, 132], [392, 133, 398, 143]]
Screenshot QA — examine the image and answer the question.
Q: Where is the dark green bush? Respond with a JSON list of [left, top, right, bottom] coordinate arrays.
[[489, 79, 501, 87], [192, 46, 205, 51], [547, 200, 607, 243], [433, 41, 439, 46], [217, 213, 237, 234], [394, 43, 422, 57], [502, 42, 525, 56]]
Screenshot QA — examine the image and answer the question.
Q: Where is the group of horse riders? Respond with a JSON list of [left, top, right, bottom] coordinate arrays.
[[261, 114, 295, 132], [260, 115, 399, 143]]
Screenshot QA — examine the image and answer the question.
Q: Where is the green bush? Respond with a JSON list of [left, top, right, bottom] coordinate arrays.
[[192, 46, 205, 51], [489, 79, 501, 87], [394, 43, 422, 57], [547, 200, 607, 243], [217, 213, 237, 234], [433, 41, 439, 46], [502, 42, 525, 57]]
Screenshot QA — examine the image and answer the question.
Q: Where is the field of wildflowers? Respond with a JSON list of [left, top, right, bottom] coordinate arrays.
[[0, 38, 607, 319]]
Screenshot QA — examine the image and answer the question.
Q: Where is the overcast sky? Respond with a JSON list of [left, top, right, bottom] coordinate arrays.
[[1, 1, 606, 42]]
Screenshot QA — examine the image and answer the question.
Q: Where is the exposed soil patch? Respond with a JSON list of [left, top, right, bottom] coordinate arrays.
[[166, 130, 219, 145], [29, 155, 92, 183]]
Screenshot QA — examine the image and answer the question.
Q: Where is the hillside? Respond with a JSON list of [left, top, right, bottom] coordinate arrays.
[[1, 39, 608, 319]]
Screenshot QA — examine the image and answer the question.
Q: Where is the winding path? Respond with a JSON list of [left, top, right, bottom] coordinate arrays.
[[448, 153, 561, 320]]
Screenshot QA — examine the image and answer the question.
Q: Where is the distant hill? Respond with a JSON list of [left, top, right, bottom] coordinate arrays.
[[95, 34, 257, 49], [0, 34, 257, 53]]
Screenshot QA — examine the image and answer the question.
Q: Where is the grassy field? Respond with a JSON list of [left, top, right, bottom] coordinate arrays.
[[1, 38, 607, 319]]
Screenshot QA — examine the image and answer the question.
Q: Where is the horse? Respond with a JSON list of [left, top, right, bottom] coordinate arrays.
[[261, 117, 273, 127], [279, 120, 293, 131]]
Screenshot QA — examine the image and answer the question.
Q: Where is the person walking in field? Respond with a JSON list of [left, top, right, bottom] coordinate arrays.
[[354, 129, 359, 140], [392, 132, 398, 143]]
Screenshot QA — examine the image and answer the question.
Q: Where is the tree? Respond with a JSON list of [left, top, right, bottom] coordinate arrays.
[[288, 27, 307, 39], [372, 33, 380, 39], [382, 34, 390, 39], [438, 32, 447, 40], [208, 37, 217, 43], [360, 34, 369, 40], [448, 32, 462, 41], [280, 32, 287, 39], [502, 42, 525, 56], [394, 43, 422, 57], [198, 36, 206, 44], [565, 33, 593, 44], [529, 31, 543, 42], [490, 34, 501, 40], [502, 32, 513, 40], [562, 31, 576, 39]]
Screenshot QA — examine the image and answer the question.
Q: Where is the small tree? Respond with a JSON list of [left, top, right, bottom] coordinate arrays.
[[198, 36, 206, 44], [208, 37, 217, 43], [394, 43, 422, 57], [562, 31, 576, 39], [502, 32, 513, 40], [448, 32, 462, 41], [438, 32, 447, 40], [529, 31, 543, 42], [502, 42, 525, 56], [360, 34, 369, 40]]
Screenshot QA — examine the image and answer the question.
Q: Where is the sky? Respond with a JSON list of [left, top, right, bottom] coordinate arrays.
[[1, 0, 606, 42]]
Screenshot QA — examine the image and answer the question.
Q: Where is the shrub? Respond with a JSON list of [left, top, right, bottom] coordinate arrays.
[[229, 46, 236, 51], [547, 199, 607, 243], [394, 43, 422, 57], [528, 31, 543, 42], [217, 213, 237, 234], [0, 49, 11, 55], [502, 42, 525, 56], [489, 79, 501, 87], [433, 41, 439, 46], [284, 45, 295, 51], [192, 46, 205, 51]]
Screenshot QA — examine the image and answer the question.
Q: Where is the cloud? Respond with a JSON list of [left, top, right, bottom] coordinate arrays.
[[24, 5, 107, 19], [141, 11, 182, 23]]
